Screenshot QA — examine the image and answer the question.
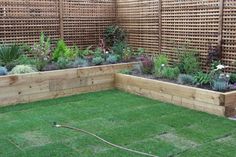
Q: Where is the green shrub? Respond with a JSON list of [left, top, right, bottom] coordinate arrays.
[[72, 45, 93, 59], [92, 48, 103, 57], [177, 74, 194, 85], [112, 41, 127, 58], [0, 66, 7, 75], [229, 73, 236, 84], [53, 40, 74, 61], [104, 25, 126, 48], [154, 54, 168, 77], [10, 65, 37, 74], [161, 67, 180, 80], [92, 56, 105, 65], [194, 72, 211, 86], [0, 44, 21, 69], [123, 47, 134, 62], [134, 48, 145, 57], [106, 54, 118, 64], [16, 55, 36, 65], [178, 50, 200, 74]]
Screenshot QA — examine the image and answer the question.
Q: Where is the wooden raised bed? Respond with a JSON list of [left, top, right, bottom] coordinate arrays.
[[0, 62, 137, 107], [115, 74, 236, 117]]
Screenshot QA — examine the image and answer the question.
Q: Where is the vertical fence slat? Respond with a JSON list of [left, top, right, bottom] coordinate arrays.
[[218, 0, 224, 47], [59, 0, 64, 39], [158, 0, 162, 54]]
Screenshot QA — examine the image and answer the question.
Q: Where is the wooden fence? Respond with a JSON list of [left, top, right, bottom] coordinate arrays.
[[0, 0, 235, 71], [0, 0, 116, 47], [117, 0, 236, 71]]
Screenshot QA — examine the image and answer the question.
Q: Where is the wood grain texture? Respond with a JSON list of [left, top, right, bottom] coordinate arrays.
[[115, 74, 236, 117], [0, 62, 137, 107]]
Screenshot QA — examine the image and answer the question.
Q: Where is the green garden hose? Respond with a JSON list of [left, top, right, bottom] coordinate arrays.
[[53, 122, 159, 157]]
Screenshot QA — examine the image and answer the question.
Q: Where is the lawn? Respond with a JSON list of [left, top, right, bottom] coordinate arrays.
[[0, 90, 236, 157]]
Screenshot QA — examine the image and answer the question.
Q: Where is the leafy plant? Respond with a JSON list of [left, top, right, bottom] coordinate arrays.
[[123, 47, 134, 62], [106, 54, 118, 64], [0, 66, 7, 75], [10, 65, 37, 74], [135, 48, 145, 57], [0, 44, 21, 69], [119, 69, 131, 75], [53, 40, 74, 61], [112, 41, 127, 58], [16, 55, 35, 65], [92, 48, 103, 57], [230, 73, 236, 84], [30, 32, 52, 70], [194, 72, 211, 86], [92, 56, 105, 65], [154, 54, 168, 77], [56, 57, 70, 69], [73, 58, 88, 67], [178, 74, 195, 85], [104, 25, 126, 48], [210, 64, 230, 91], [207, 43, 222, 65], [139, 56, 153, 74], [211, 60, 221, 71], [73, 45, 93, 59], [161, 67, 180, 80], [178, 50, 200, 74]]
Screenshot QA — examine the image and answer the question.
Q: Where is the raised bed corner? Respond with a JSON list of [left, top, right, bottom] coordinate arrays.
[[115, 74, 236, 117]]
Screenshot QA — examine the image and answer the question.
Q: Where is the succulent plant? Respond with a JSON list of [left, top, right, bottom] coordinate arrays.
[[92, 56, 105, 65], [0, 66, 8, 75], [212, 80, 229, 91], [106, 54, 118, 64], [73, 58, 88, 67], [177, 74, 195, 85], [56, 57, 70, 69], [10, 65, 37, 74], [42, 63, 59, 71]]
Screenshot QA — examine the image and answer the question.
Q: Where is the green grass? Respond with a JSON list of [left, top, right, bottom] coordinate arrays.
[[0, 90, 236, 157]]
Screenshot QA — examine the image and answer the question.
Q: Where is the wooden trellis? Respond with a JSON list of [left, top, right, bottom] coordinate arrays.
[[0, 0, 116, 48], [117, 0, 236, 71], [0, 0, 236, 71]]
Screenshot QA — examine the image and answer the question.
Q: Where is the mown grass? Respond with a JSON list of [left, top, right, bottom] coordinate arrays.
[[0, 90, 236, 157]]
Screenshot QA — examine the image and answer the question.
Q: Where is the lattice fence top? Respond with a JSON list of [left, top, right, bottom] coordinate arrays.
[[0, 0, 115, 48], [117, 0, 236, 71], [0, 0, 236, 71]]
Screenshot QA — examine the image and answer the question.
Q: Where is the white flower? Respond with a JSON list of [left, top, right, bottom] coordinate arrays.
[[216, 64, 224, 70], [105, 51, 109, 54], [161, 64, 165, 67], [226, 74, 230, 78]]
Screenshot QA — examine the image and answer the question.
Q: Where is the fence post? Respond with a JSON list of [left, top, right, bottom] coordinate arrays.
[[114, 0, 118, 24], [59, 0, 64, 39], [218, 0, 224, 47], [158, 0, 162, 54]]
